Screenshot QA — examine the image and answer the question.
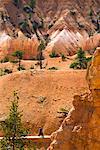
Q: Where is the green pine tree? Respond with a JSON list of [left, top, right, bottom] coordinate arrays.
[[70, 48, 91, 69], [38, 40, 45, 69], [12, 50, 24, 71], [0, 92, 28, 150]]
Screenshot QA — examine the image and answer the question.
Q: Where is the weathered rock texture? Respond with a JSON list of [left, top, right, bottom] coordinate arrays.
[[0, 0, 100, 57], [48, 48, 100, 150], [0, 32, 39, 59]]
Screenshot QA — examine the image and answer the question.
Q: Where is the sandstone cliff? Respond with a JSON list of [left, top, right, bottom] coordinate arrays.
[[48, 47, 100, 150]]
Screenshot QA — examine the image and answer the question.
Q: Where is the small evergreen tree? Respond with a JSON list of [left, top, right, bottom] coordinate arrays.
[[0, 92, 28, 150], [38, 40, 45, 69], [12, 50, 24, 71], [70, 48, 91, 69]]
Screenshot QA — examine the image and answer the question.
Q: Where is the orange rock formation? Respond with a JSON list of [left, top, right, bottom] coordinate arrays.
[[48, 47, 100, 150]]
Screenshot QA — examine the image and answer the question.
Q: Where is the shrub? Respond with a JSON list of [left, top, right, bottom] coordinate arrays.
[[49, 51, 59, 58], [23, 5, 33, 13], [61, 53, 66, 61], [48, 67, 58, 70], [70, 62, 79, 69], [70, 48, 92, 69], [10, 60, 18, 63], [0, 68, 12, 76], [17, 65, 25, 71], [19, 20, 29, 32], [0, 57, 9, 63], [88, 9, 93, 17], [4, 68, 12, 74], [0, 69, 6, 76], [12, 50, 24, 71], [29, 0, 36, 9]]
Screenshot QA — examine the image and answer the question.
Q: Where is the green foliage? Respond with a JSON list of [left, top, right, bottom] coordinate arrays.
[[12, 51, 24, 71], [88, 9, 93, 17], [0, 92, 29, 150], [12, 51, 24, 60], [70, 48, 92, 69], [48, 67, 58, 70], [10, 60, 18, 64], [61, 53, 66, 61], [0, 57, 9, 63], [38, 40, 45, 52], [37, 40, 46, 69], [49, 51, 59, 58], [19, 20, 29, 32], [17, 65, 25, 71], [70, 62, 79, 69], [0, 68, 12, 76], [29, 0, 36, 9], [23, 5, 33, 13]]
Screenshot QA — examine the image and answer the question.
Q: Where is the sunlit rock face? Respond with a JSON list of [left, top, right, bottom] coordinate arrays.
[[0, 32, 11, 58], [82, 34, 100, 51], [46, 29, 88, 56], [45, 30, 100, 56], [0, 32, 39, 60], [48, 48, 100, 150]]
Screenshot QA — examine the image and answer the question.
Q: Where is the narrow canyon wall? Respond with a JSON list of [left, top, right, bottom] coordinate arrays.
[[48, 47, 100, 150]]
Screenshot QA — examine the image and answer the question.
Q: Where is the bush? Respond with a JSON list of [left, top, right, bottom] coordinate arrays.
[[4, 68, 12, 74], [88, 9, 93, 17], [0, 57, 9, 63], [70, 62, 79, 69], [0, 68, 12, 76], [29, 0, 36, 9], [10, 60, 18, 63], [17, 65, 25, 71], [70, 48, 92, 69], [48, 67, 58, 70], [61, 53, 66, 61], [23, 5, 33, 13], [49, 51, 59, 58]]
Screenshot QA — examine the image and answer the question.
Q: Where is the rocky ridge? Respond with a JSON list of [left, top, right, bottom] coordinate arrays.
[[48, 47, 100, 150], [0, 0, 100, 58]]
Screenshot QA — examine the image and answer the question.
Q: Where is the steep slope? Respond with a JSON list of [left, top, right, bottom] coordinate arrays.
[[48, 47, 100, 150]]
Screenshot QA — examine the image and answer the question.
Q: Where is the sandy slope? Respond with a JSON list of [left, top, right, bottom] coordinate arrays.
[[0, 68, 88, 135]]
